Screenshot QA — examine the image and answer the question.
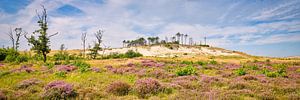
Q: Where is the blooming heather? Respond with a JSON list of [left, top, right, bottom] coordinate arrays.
[[17, 78, 41, 89], [56, 65, 77, 72], [134, 78, 161, 98], [90, 67, 100, 73], [200, 75, 220, 83], [43, 81, 77, 99]]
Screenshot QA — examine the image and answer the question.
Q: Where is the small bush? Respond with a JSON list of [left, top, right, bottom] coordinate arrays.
[[43, 81, 77, 99], [72, 60, 90, 72], [235, 68, 246, 76], [5, 54, 18, 62], [45, 62, 55, 69], [15, 54, 29, 63], [124, 50, 143, 58], [56, 65, 77, 72], [106, 81, 131, 96], [0, 48, 7, 61], [244, 65, 258, 70], [55, 72, 67, 78], [176, 65, 197, 76], [209, 60, 218, 65], [17, 78, 41, 89], [261, 66, 287, 77], [134, 78, 161, 98]]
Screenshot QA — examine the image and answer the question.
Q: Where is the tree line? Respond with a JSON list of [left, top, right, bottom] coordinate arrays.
[[122, 32, 209, 47]]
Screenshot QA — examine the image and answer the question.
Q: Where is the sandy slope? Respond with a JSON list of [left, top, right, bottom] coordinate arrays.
[[99, 45, 242, 57]]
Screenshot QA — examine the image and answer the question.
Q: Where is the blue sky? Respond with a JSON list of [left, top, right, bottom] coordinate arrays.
[[0, 0, 299, 57]]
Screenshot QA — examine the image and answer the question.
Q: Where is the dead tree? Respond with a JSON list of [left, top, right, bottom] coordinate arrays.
[[81, 32, 87, 58], [7, 27, 25, 51]]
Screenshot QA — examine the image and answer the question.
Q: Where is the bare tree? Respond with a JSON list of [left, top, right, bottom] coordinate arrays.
[[81, 32, 87, 58], [7, 27, 15, 49], [95, 29, 104, 47], [7, 27, 25, 51]]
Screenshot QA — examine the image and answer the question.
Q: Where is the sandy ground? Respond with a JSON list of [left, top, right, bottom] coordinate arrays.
[[99, 45, 240, 57]]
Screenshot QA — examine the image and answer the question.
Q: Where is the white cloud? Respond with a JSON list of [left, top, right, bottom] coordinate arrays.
[[0, 0, 299, 51]]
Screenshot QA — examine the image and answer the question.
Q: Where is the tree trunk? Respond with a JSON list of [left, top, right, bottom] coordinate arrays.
[[42, 52, 47, 62]]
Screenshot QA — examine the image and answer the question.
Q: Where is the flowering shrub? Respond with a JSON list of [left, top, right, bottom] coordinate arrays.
[[90, 67, 100, 73], [56, 65, 77, 72], [134, 78, 161, 98], [224, 63, 240, 70], [171, 76, 199, 89], [126, 63, 136, 67], [105, 65, 113, 70], [17, 78, 41, 89], [242, 75, 258, 81], [149, 69, 169, 79], [106, 81, 131, 96], [176, 65, 197, 76], [109, 67, 138, 74], [42, 81, 77, 99], [11, 65, 34, 73], [200, 75, 220, 83]]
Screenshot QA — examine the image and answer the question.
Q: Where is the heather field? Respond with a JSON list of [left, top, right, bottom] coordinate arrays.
[[1, 1, 300, 100], [0, 55, 299, 99]]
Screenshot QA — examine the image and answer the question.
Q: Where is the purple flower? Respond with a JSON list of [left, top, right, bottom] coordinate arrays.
[[0, 63, 4, 67], [224, 63, 240, 70], [105, 65, 113, 70], [56, 65, 77, 72], [90, 67, 100, 73], [18, 78, 41, 89], [134, 78, 161, 98], [43, 81, 77, 98], [126, 63, 136, 67], [11, 65, 35, 73], [200, 75, 220, 83]]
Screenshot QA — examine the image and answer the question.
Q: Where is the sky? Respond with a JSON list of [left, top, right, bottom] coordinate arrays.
[[0, 0, 299, 57]]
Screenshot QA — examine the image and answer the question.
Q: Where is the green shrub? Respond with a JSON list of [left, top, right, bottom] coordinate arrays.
[[45, 62, 55, 69], [16, 54, 29, 63], [176, 65, 197, 76], [55, 71, 67, 78], [235, 68, 246, 76], [209, 60, 218, 65], [124, 50, 142, 58], [72, 60, 90, 72], [261, 68, 286, 78], [103, 50, 142, 59], [0, 48, 7, 61], [244, 65, 258, 70], [5, 54, 18, 62]]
